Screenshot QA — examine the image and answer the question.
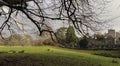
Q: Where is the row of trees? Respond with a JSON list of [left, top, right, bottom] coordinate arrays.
[[0, 26, 87, 49], [1, 25, 120, 50], [1, 26, 120, 50]]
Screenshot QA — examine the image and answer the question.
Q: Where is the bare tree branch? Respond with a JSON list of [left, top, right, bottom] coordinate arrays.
[[0, 0, 109, 39]]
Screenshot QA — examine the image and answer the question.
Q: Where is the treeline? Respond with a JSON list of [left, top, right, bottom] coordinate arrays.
[[0, 34, 33, 46], [0, 34, 59, 46], [0, 26, 120, 50], [0, 26, 80, 47], [56, 26, 120, 49]]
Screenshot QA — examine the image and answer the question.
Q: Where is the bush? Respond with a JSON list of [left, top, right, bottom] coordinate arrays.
[[5, 34, 23, 46], [43, 39, 59, 46], [33, 40, 44, 46], [3, 34, 33, 46], [112, 59, 118, 63], [78, 36, 88, 49]]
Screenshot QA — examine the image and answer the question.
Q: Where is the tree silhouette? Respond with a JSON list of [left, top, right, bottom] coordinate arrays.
[[0, 0, 108, 39]]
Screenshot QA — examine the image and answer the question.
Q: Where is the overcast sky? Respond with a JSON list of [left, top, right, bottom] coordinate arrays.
[[33, 0, 120, 34], [2, 0, 120, 37], [16, 0, 120, 37], [103, 0, 120, 33], [11, 0, 120, 35], [45, 0, 120, 34]]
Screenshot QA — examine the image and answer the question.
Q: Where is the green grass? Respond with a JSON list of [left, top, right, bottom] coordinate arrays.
[[0, 46, 119, 66]]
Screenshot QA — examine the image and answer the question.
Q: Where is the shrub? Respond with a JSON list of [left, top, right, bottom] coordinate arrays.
[[33, 40, 44, 46], [112, 59, 118, 63], [43, 38, 59, 46], [78, 36, 88, 49]]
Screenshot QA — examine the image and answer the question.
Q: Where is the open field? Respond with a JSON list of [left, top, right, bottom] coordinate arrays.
[[0, 46, 119, 66]]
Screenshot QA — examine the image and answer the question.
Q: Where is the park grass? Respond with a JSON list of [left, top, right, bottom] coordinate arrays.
[[0, 46, 119, 66]]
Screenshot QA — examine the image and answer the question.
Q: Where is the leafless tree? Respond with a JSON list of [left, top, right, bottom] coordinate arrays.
[[0, 0, 109, 39]]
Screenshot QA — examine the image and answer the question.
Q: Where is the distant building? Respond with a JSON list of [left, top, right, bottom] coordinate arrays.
[[87, 29, 120, 49], [105, 29, 120, 45], [107, 29, 116, 38]]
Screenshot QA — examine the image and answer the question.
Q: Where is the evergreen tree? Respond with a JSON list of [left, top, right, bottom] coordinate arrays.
[[66, 26, 77, 42], [66, 26, 78, 48]]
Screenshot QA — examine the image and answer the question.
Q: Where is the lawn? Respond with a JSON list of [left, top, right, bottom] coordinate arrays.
[[0, 46, 119, 66]]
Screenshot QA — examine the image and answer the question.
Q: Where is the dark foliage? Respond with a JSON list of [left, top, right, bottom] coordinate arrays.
[[78, 36, 88, 49]]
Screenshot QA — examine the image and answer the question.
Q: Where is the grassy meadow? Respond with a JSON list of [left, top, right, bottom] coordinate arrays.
[[0, 46, 119, 66]]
